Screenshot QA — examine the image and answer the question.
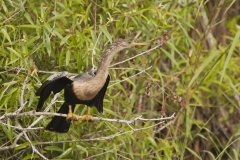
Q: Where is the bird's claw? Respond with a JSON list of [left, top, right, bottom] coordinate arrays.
[[66, 113, 78, 121], [81, 114, 93, 121]]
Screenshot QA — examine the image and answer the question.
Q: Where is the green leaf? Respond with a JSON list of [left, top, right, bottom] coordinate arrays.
[[19, 25, 41, 29], [15, 142, 30, 150], [1, 28, 12, 44], [76, 145, 88, 155], [57, 147, 72, 158], [147, 137, 158, 148], [44, 32, 51, 56], [65, 50, 71, 66], [1, 0, 8, 13], [22, 154, 39, 160], [26, 35, 40, 46], [186, 147, 202, 160], [60, 35, 71, 46], [44, 146, 63, 152], [202, 150, 216, 160], [99, 26, 112, 43], [5, 0, 14, 6], [188, 50, 219, 88], [24, 12, 34, 24], [2, 80, 17, 86], [221, 28, 240, 81], [48, 14, 69, 22], [7, 47, 22, 58]]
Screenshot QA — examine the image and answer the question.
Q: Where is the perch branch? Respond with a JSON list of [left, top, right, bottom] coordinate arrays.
[[0, 113, 174, 151], [0, 111, 175, 124]]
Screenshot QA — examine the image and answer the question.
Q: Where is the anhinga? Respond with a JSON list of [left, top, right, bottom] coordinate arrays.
[[36, 39, 146, 133]]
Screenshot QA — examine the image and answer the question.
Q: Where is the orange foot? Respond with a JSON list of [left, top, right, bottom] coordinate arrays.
[[66, 112, 78, 121], [81, 114, 93, 121]]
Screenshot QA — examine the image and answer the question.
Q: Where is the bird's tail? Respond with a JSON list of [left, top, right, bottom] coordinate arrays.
[[46, 102, 75, 133]]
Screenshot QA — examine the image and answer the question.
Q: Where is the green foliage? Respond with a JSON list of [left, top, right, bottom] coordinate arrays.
[[1, 0, 240, 159]]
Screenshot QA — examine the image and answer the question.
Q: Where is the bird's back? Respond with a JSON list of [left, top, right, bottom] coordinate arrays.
[[71, 70, 108, 101], [73, 70, 96, 83]]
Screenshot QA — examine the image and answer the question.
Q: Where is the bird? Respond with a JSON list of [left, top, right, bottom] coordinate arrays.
[[36, 39, 146, 133]]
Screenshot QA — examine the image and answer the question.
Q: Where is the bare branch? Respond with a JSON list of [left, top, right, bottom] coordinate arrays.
[[0, 113, 174, 152], [0, 111, 175, 124]]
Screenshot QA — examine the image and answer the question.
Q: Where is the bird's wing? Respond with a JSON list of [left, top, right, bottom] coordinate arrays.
[[36, 73, 72, 111], [73, 70, 96, 83], [93, 75, 110, 112]]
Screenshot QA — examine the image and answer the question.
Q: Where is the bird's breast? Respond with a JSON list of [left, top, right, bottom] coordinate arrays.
[[72, 79, 104, 101]]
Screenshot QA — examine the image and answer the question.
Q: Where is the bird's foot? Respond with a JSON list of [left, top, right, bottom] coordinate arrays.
[[81, 114, 93, 121], [66, 112, 78, 121]]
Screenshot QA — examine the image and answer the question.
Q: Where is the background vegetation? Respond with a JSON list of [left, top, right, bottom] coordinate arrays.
[[0, 0, 240, 159]]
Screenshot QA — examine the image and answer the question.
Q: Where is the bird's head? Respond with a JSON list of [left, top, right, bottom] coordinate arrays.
[[113, 39, 147, 51]]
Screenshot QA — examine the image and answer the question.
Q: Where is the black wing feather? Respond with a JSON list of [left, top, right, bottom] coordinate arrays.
[[93, 75, 110, 112], [36, 76, 72, 111]]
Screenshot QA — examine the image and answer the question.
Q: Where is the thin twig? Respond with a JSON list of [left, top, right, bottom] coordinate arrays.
[[0, 67, 18, 74], [0, 10, 22, 25], [16, 76, 29, 113], [91, 32, 102, 69], [0, 144, 19, 151], [83, 150, 113, 160], [14, 118, 48, 159], [23, 131, 48, 159], [0, 121, 42, 131], [109, 66, 152, 87], [12, 94, 60, 147], [109, 67, 146, 71]]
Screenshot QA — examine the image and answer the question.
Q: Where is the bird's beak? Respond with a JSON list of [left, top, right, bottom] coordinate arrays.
[[130, 42, 148, 47]]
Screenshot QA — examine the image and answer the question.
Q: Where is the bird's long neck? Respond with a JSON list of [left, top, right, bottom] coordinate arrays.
[[96, 45, 121, 79]]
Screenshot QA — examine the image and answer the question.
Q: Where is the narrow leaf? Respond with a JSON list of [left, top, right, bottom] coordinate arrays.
[[99, 26, 112, 43]]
